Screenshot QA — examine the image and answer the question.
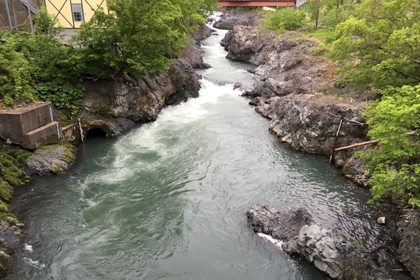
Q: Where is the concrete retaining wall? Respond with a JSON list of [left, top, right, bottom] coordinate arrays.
[[0, 102, 60, 149]]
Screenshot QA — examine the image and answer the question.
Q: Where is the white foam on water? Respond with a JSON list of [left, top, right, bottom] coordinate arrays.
[[24, 243, 33, 252], [23, 257, 45, 269], [257, 233, 284, 250], [110, 78, 241, 165]]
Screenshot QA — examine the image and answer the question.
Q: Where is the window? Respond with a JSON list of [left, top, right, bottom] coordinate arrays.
[[72, 3, 84, 22]]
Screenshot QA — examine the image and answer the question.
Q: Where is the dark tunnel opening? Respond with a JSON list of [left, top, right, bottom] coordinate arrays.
[[86, 128, 107, 139]]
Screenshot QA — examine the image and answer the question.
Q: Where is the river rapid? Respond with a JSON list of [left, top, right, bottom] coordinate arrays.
[[8, 19, 385, 280]]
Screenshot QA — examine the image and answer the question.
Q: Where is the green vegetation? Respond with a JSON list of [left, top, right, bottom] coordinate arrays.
[[0, 0, 217, 112], [333, 0, 420, 90], [351, 238, 368, 252], [76, 0, 216, 80], [0, 151, 31, 224], [331, 0, 420, 207], [361, 86, 420, 207], [262, 8, 306, 32], [0, 29, 87, 115]]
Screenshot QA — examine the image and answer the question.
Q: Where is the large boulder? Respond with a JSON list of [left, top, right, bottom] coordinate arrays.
[[247, 206, 400, 280], [221, 26, 275, 65], [264, 94, 368, 168], [24, 143, 77, 176], [213, 9, 263, 30]]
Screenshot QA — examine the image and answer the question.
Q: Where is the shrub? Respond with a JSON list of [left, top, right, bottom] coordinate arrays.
[[262, 8, 306, 33]]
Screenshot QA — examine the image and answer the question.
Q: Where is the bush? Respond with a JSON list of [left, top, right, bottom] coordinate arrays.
[[361, 85, 420, 207], [262, 8, 306, 32]]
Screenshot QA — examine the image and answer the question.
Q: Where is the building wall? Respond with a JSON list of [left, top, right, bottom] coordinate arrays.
[[44, 0, 108, 28]]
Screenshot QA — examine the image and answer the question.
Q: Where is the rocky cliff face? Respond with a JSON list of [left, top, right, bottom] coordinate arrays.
[[82, 58, 201, 123], [61, 25, 213, 142], [220, 20, 419, 279], [222, 25, 369, 184]]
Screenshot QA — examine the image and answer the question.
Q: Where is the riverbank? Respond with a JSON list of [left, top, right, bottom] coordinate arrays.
[[0, 24, 214, 277], [215, 7, 419, 279]]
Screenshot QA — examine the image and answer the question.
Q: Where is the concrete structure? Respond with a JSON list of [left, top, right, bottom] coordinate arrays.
[[218, 0, 296, 7], [43, 0, 107, 28], [0, 103, 60, 149]]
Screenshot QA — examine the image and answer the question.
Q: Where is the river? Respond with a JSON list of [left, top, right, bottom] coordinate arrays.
[[8, 18, 384, 280]]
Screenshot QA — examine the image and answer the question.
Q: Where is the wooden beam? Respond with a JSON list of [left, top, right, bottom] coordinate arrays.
[[334, 140, 379, 152]]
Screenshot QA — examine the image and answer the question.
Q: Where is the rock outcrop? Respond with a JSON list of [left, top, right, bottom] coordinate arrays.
[[213, 9, 263, 30], [247, 206, 400, 280], [0, 222, 24, 278], [24, 143, 77, 176], [398, 209, 420, 279], [82, 58, 201, 124], [60, 25, 214, 143], [222, 25, 370, 182]]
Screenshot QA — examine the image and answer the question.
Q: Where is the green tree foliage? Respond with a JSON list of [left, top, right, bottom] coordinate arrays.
[[262, 8, 306, 32], [76, 0, 216, 79], [309, 0, 323, 28], [307, 0, 357, 29], [333, 0, 420, 90], [0, 33, 34, 105], [34, 8, 62, 36], [361, 85, 420, 207], [0, 31, 85, 114]]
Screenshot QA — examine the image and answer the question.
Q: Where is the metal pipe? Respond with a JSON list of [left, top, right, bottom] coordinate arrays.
[[12, 0, 18, 30], [26, 0, 34, 32], [4, 0, 13, 30]]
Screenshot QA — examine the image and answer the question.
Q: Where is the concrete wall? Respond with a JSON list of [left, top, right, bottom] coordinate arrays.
[[44, 0, 108, 28], [0, 102, 60, 149]]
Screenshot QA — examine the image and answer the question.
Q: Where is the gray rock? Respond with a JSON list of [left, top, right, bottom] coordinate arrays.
[[24, 144, 76, 176], [213, 9, 263, 30], [398, 209, 420, 279], [247, 206, 400, 280]]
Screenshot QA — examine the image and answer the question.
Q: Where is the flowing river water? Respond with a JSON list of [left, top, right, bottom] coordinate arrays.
[[8, 19, 386, 280]]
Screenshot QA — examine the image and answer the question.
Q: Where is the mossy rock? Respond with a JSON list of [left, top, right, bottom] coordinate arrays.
[[25, 142, 77, 176]]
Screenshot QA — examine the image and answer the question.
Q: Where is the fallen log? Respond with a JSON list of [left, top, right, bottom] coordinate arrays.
[[334, 140, 378, 152]]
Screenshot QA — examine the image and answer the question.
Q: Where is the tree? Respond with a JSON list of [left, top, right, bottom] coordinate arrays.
[[333, 0, 420, 90], [309, 0, 323, 28], [361, 85, 420, 207], [262, 8, 306, 32], [76, 0, 216, 81]]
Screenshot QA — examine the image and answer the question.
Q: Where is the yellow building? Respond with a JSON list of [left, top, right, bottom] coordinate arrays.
[[43, 0, 107, 28]]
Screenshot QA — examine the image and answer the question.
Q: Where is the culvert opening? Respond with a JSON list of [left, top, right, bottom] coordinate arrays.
[[86, 128, 107, 139]]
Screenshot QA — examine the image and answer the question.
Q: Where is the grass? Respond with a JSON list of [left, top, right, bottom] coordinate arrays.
[[303, 27, 336, 57]]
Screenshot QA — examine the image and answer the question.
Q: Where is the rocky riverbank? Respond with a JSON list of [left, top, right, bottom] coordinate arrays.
[[0, 24, 214, 277], [215, 8, 420, 279]]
